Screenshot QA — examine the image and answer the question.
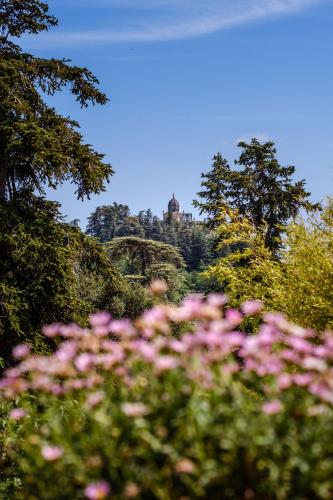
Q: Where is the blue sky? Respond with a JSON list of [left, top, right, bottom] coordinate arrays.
[[22, 0, 333, 226]]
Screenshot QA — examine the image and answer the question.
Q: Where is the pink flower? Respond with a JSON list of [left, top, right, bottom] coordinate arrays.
[[134, 341, 157, 361], [12, 344, 30, 359], [87, 391, 104, 408], [89, 312, 112, 327], [303, 357, 327, 372], [287, 337, 313, 354], [169, 340, 187, 353], [242, 336, 260, 354], [258, 324, 280, 346], [287, 325, 313, 338], [75, 353, 95, 372], [9, 408, 27, 420], [180, 297, 204, 319], [41, 445, 63, 461], [293, 373, 312, 387], [149, 279, 168, 295], [263, 312, 287, 329], [145, 307, 167, 321], [241, 300, 263, 316], [262, 400, 283, 415], [84, 481, 110, 499], [281, 350, 300, 363], [263, 359, 284, 375], [309, 383, 333, 403], [42, 323, 62, 338], [175, 458, 196, 474], [110, 320, 135, 337], [207, 293, 228, 307], [313, 346, 329, 358], [277, 373, 293, 390], [93, 326, 110, 338], [122, 403, 148, 417], [225, 309, 243, 325], [56, 341, 77, 362], [225, 332, 245, 347], [154, 356, 179, 372]]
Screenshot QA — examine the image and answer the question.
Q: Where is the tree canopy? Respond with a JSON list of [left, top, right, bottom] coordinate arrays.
[[86, 204, 132, 242], [87, 205, 215, 271], [0, 198, 132, 363], [0, 0, 112, 203], [194, 138, 319, 252], [105, 237, 185, 276]]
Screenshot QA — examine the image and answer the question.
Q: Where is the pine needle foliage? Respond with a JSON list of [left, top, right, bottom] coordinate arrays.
[[0, 0, 113, 202]]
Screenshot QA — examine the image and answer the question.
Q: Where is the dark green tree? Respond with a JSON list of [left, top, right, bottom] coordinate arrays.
[[194, 153, 230, 229], [116, 217, 145, 238], [0, 198, 130, 363], [86, 204, 131, 242], [162, 221, 178, 247], [105, 237, 185, 276], [0, 0, 112, 203], [138, 209, 154, 238], [195, 138, 319, 252], [190, 224, 214, 270], [151, 216, 163, 241]]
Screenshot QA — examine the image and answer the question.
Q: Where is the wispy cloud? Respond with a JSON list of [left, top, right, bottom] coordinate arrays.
[[34, 0, 327, 45]]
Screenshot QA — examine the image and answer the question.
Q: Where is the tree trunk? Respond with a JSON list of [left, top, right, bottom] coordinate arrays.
[[0, 147, 8, 203]]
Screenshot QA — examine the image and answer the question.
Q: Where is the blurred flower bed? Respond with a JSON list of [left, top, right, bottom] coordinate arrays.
[[1, 293, 333, 499]]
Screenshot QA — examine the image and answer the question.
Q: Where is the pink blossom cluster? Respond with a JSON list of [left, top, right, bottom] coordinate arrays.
[[2, 295, 333, 414]]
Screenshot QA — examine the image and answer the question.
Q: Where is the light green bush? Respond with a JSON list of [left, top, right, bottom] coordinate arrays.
[[204, 201, 333, 331]]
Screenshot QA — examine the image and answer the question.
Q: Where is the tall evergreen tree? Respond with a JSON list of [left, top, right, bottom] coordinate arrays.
[[195, 139, 319, 252], [86, 204, 131, 242], [116, 217, 145, 238], [193, 153, 230, 229], [0, 0, 112, 203], [138, 209, 154, 238], [151, 216, 163, 241]]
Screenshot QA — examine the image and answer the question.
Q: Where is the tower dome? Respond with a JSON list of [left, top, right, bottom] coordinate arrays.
[[168, 194, 180, 212]]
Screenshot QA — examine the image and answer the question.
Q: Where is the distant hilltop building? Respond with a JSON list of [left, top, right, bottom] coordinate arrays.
[[163, 194, 193, 223]]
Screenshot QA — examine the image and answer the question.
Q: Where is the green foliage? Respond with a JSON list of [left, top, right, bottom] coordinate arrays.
[[0, 1, 57, 40], [0, 0, 112, 202], [194, 138, 319, 252], [275, 201, 333, 330], [86, 204, 131, 242], [105, 237, 185, 276], [88, 206, 215, 271], [205, 202, 333, 331], [0, 198, 138, 363], [204, 207, 281, 303], [194, 152, 230, 228]]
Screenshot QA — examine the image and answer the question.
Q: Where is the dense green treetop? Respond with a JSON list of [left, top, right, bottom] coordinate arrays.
[[105, 237, 185, 275], [194, 153, 230, 229], [87, 205, 215, 271], [0, 197, 131, 363], [86, 204, 131, 242], [0, 0, 113, 202], [194, 138, 319, 252]]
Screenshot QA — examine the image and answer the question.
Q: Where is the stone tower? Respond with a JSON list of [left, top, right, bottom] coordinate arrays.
[[163, 194, 192, 223]]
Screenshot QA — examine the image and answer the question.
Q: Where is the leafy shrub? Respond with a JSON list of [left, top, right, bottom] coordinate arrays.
[[205, 202, 333, 331], [0, 198, 143, 364], [1, 295, 333, 499]]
